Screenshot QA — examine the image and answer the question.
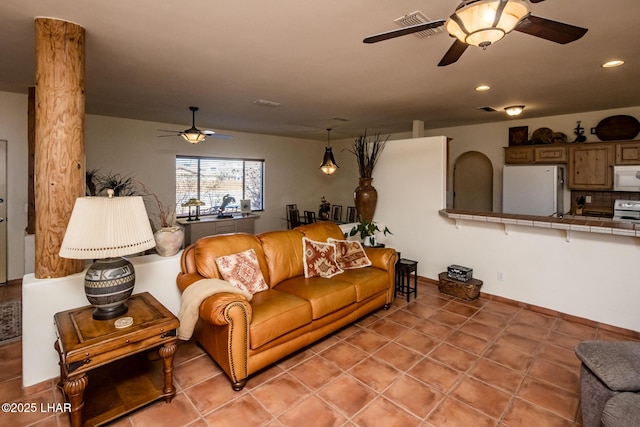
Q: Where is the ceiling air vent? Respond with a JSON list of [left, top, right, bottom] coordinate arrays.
[[394, 11, 443, 38], [477, 106, 498, 112]]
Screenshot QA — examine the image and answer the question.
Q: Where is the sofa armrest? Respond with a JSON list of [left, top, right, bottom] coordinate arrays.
[[176, 272, 205, 293], [364, 247, 398, 271], [199, 292, 253, 326]]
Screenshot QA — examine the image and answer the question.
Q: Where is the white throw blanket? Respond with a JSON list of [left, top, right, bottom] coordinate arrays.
[[177, 278, 252, 340]]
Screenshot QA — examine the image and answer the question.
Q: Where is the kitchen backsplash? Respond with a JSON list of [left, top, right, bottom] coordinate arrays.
[[570, 190, 640, 216]]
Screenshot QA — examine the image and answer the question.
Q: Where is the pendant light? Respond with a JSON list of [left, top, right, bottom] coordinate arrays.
[[320, 128, 339, 175]]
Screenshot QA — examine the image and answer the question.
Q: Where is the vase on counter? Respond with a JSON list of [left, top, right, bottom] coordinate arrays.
[[354, 177, 377, 223], [154, 226, 184, 256]]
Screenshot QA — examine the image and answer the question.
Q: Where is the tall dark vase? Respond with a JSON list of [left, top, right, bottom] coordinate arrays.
[[354, 177, 377, 222]]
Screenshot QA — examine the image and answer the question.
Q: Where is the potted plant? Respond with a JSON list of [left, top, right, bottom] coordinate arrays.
[[345, 218, 392, 247], [346, 130, 389, 222]]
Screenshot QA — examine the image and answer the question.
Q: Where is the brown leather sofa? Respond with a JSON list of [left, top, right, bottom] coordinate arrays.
[[177, 221, 398, 390]]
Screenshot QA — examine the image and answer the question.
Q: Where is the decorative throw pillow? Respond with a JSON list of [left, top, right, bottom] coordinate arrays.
[[327, 238, 372, 270], [302, 237, 344, 278], [215, 248, 268, 294]]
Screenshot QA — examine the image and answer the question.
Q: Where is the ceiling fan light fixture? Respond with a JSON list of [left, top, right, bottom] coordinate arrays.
[[446, 0, 529, 48], [182, 130, 206, 144], [320, 128, 339, 175], [505, 105, 525, 116]]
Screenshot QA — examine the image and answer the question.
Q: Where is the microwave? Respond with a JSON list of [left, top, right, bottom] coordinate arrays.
[[614, 165, 640, 192]]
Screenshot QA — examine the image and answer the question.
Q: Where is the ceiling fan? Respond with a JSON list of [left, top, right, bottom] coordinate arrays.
[[158, 106, 232, 144], [363, 0, 588, 66]]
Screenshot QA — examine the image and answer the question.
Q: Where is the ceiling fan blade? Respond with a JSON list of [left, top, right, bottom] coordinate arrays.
[[158, 129, 182, 133], [529, 0, 546, 3], [515, 15, 588, 44], [438, 39, 469, 67], [157, 134, 179, 138], [363, 19, 445, 43], [202, 130, 233, 139]]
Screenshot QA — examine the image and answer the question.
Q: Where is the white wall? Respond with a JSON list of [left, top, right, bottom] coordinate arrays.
[[374, 136, 640, 333]]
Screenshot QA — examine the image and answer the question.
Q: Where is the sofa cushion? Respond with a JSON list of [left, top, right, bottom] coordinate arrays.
[[275, 276, 356, 320], [339, 268, 391, 302], [302, 237, 343, 278], [249, 289, 312, 349], [575, 341, 640, 391], [602, 393, 640, 427], [215, 249, 268, 295], [295, 221, 345, 242], [258, 229, 305, 287], [194, 233, 270, 284], [327, 238, 371, 270]]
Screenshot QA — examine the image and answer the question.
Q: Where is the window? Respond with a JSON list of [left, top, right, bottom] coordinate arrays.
[[176, 156, 264, 217]]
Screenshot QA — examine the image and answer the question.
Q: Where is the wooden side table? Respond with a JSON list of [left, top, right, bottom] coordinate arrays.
[[54, 292, 180, 427], [395, 258, 418, 302]]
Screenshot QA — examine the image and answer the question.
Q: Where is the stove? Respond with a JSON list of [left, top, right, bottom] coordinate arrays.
[[612, 199, 640, 223]]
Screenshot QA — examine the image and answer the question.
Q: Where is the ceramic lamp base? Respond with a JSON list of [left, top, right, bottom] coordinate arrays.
[[84, 257, 135, 320]]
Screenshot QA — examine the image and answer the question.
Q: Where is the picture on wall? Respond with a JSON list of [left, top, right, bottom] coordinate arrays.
[[508, 126, 529, 146]]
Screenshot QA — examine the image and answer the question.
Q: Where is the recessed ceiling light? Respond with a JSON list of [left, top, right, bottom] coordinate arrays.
[[475, 85, 491, 91], [602, 60, 624, 68]]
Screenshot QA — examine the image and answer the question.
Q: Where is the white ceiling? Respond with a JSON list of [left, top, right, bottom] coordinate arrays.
[[1, 0, 639, 140]]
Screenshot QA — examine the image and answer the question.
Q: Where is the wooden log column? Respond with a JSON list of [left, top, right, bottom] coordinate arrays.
[[34, 18, 85, 278]]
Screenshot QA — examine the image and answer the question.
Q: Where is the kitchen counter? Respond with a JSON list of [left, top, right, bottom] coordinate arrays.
[[439, 209, 640, 241]]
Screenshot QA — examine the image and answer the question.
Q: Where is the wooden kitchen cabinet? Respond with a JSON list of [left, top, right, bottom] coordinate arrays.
[[504, 146, 534, 164], [568, 144, 614, 189], [615, 141, 640, 165], [504, 145, 567, 164], [534, 146, 567, 163]]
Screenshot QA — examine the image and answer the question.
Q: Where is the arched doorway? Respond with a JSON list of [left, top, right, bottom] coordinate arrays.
[[453, 151, 493, 211]]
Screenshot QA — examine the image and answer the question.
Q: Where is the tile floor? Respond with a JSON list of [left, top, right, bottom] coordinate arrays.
[[1, 278, 639, 426]]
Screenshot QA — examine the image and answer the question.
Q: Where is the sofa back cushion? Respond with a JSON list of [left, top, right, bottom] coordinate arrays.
[[258, 229, 305, 287], [295, 221, 344, 242], [194, 233, 270, 284]]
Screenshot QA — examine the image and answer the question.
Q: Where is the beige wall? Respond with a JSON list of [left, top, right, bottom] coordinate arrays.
[[420, 105, 640, 211], [0, 91, 28, 281], [85, 114, 360, 234]]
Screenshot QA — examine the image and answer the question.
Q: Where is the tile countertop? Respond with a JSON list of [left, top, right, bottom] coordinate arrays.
[[439, 209, 640, 240]]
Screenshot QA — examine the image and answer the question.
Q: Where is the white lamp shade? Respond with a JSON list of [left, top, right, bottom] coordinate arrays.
[[60, 196, 156, 259]]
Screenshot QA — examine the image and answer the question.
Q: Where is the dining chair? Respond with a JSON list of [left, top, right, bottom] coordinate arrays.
[[346, 206, 357, 223], [286, 204, 298, 229], [289, 208, 302, 228], [304, 210, 316, 224], [331, 205, 343, 222]]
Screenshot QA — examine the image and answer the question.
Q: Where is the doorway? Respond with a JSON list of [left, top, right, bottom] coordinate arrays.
[[0, 140, 6, 284], [453, 151, 493, 211]]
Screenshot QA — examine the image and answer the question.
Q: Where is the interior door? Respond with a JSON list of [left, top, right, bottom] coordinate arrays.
[[0, 140, 6, 284]]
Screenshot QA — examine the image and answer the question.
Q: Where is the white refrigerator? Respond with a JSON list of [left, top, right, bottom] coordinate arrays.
[[502, 165, 566, 216]]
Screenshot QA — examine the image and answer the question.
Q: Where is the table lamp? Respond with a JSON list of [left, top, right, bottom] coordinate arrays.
[[181, 198, 205, 221], [59, 190, 156, 320]]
